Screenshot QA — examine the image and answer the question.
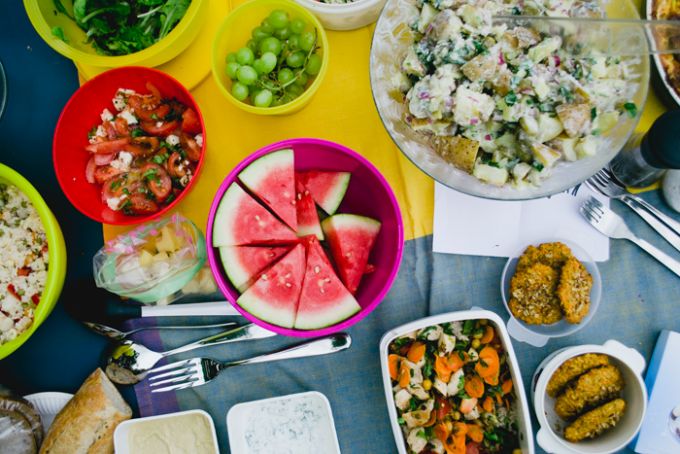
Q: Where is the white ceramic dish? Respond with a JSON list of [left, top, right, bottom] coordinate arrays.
[[532, 340, 648, 454], [500, 239, 602, 347], [113, 409, 219, 454], [379, 309, 535, 454], [227, 391, 341, 454], [646, 0, 680, 107], [293, 0, 385, 30], [23, 392, 72, 430]]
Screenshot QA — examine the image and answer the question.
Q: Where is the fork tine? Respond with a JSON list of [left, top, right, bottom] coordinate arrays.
[[149, 373, 198, 388], [147, 364, 197, 382], [151, 380, 199, 393], [145, 358, 193, 375], [592, 172, 609, 187], [584, 180, 606, 197], [582, 199, 603, 220]]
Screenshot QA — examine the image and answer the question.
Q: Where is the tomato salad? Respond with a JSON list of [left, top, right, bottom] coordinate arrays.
[[84, 83, 203, 216], [388, 320, 521, 454]]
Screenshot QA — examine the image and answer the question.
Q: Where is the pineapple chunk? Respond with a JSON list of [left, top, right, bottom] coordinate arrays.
[[138, 250, 155, 268], [473, 163, 509, 186], [531, 142, 562, 168], [575, 136, 598, 158], [550, 136, 579, 161], [537, 114, 564, 143], [156, 226, 182, 253], [433, 136, 481, 174], [528, 37, 561, 63], [152, 251, 170, 263]]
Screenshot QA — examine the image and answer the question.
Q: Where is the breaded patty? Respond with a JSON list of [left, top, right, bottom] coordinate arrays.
[[564, 398, 626, 442], [547, 353, 610, 398], [555, 365, 624, 420], [516, 242, 573, 272], [509, 263, 562, 325], [557, 258, 593, 324]]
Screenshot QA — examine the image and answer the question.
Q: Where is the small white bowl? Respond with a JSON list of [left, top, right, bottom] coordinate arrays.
[[114, 409, 219, 454], [293, 0, 386, 30], [501, 239, 602, 347], [379, 309, 535, 454], [532, 340, 648, 454]]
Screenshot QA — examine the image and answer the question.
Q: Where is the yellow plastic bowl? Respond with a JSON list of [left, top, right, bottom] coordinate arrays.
[[0, 164, 67, 360], [23, 0, 208, 68], [211, 0, 329, 115]]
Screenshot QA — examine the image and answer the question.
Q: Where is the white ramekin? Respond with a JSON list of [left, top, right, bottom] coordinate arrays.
[[293, 0, 386, 31]]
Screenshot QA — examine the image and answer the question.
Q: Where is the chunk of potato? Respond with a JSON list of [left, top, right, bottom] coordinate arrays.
[[462, 52, 498, 82], [531, 142, 562, 168], [593, 111, 620, 133], [433, 135, 481, 174], [528, 36, 561, 63], [473, 163, 509, 185], [512, 27, 540, 48], [550, 136, 579, 161], [402, 46, 426, 78], [576, 136, 598, 158], [537, 114, 564, 143], [556, 103, 592, 137]]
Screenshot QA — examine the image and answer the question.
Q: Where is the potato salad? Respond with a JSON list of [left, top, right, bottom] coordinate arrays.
[[399, 0, 639, 187]]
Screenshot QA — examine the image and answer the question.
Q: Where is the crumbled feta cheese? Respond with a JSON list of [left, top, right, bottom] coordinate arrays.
[[112, 95, 126, 111], [106, 195, 127, 211], [166, 134, 180, 146], [100, 108, 114, 122], [194, 133, 203, 147], [118, 109, 138, 125], [110, 151, 133, 171], [156, 121, 164, 128]]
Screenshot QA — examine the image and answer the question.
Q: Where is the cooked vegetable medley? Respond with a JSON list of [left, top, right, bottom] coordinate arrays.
[[388, 320, 521, 454], [399, 0, 639, 187]]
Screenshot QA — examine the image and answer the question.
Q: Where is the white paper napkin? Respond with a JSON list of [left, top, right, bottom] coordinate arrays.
[[433, 183, 610, 261]]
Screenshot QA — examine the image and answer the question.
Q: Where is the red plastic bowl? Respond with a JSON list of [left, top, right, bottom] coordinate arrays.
[[53, 67, 206, 225], [207, 138, 405, 337]]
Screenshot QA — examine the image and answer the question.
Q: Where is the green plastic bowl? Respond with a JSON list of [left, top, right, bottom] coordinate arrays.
[[0, 164, 67, 360]]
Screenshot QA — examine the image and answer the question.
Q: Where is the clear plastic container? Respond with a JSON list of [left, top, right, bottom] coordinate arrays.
[[93, 214, 206, 305]]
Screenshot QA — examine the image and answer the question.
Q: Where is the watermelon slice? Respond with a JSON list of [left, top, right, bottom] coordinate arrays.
[[212, 182, 297, 247], [239, 149, 297, 230], [297, 171, 351, 215], [237, 244, 306, 328], [295, 179, 323, 241], [321, 214, 381, 294], [219, 246, 290, 292], [295, 236, 361, 330]]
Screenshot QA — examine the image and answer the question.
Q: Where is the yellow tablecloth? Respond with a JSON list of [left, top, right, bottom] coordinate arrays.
[[103, 0, 666, 242]]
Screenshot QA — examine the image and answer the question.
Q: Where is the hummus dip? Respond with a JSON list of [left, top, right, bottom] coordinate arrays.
[[128, 412, 216, 454]]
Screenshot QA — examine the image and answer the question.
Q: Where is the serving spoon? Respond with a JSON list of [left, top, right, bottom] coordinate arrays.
[[84, 320, 238, 341], [104, 323, 276, 385]]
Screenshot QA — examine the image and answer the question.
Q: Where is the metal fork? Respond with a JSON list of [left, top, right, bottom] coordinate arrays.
[[580, 197, 680, 277], [146, 333, 352, 392], [587, 168, 680, 237]]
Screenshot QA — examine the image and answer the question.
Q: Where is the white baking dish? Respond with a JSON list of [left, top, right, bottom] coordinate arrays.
[[379, 309, 535, 454], [532, 340, 648, 454], [113, 409, 219, 454]]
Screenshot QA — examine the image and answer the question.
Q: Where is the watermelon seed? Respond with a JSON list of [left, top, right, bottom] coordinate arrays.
[[285, 282, 292, 288], [325, 278, 331, 283], [297, 193, 302, 200], [320, 288, 325, 294], [254, 215, 261, 221], [284, 273, 291, 278], [261, 274, 268, 281], [314, 266, 320, 274]]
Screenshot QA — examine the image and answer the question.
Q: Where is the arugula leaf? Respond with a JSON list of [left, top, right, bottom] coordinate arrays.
[[52, 0, 74, 20], [52, 26, 69, 43], [158, 0, 190, 39]]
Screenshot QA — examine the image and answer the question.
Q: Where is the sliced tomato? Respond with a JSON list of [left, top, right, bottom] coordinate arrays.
[[94, 153, 115, 166], [180, 133, 202, 161], [85, 156, 96, 184], [146, 82, 162, 103], [114, 117, 130, 137], [130, 102, 170, 122], [181, 108, 202, 134], [140, 120, 179, 137], [85, 138, 130, 154], [132, 136, 160, 153], [128, 193, 159, 214], [31, 294, 40, 305], [94, 166, 124, 185], [17, 267, 31, 276], [166, 152, 187, 178], [466, 442, 480, 454], [7, 284, 19, 300], [103, 121, 118, 140], [435, 395, 452, 421], [141, 163, 172, 201]]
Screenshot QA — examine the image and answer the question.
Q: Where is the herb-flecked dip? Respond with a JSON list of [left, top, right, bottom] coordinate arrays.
[[388, 320, 521, 454]]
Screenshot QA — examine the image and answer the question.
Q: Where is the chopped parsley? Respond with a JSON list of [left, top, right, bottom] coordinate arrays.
[[591, 107, 597, 121], [623, 102, 638, 118], [532, 161, 544, 171], [504, 91, 517, 106]]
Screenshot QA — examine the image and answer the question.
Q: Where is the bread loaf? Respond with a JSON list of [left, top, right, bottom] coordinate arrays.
[[40, 369, 132, 454]]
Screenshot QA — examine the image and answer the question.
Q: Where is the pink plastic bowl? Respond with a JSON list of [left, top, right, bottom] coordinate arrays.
[[206, 138, 404, 337]]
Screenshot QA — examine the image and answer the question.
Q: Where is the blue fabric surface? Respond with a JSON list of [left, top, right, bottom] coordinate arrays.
[[133, 190, 680, 453]]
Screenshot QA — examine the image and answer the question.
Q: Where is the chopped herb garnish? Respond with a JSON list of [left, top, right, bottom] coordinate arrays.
[[532, 161, 544, 171], [504, 91, 517, 106], [591, 107, 597, 121], [131, 128, 145, 138], [623, 102, 638, 118]]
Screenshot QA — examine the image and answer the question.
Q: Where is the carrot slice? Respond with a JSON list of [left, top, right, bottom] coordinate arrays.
[[398, 361, 411, 388], [502, 378, 513, 395], [475, 346, 500, 378], [407, 341, 426, 363], [466, 424, 484, 443], [446, 353, 465, 372], [480, 325, 495, 344], [449, 422, 468, 454], [464, 375, 485, 398], [388, 354, 401, 380], [460, 397, 478, 414], [435, 355, 453, 383], [484, 373, 499, 386], [434, 422, 450, 443], [423, 410, 437, 427], [482, 396, 494, 413]]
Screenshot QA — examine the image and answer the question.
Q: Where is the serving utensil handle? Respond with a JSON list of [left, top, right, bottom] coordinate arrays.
[[629, 195, 680, 237], [620, 195, 680, 253], [162, 323, 276, 356], [631, 237, 680, 278]]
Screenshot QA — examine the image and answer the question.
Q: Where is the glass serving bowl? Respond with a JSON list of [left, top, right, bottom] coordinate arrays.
[[369, 0, 649, 200]]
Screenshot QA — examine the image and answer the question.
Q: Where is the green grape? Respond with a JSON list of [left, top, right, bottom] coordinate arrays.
[[246, 39, 258, 52], [279, 92, 295, 104], [286, 51, 305, 68], [236, 65, 258, 85], [274, 27, 291, 40], [290, 18, 305, 34], [277, 68, 295, 85], [288, 84, 304, 97], [260, 52, 278, 73], [268, 10, 289, 29], [226, 52, 237, 63], [271, 97, 283, 107], [306, 54, 322, 75], [254, 89, 274, 108], [236, 47, 255, 65], [259, 37, 282, 56], [253, 59, 267, 75], [251, 26, 270, 42], [295, 72, 309, 87], [288, 34, 300, 50], [232, 82, 249, 101], [260, 18, 274, 34], [226, 61, 240, 79], [299, 31, 316, 52]]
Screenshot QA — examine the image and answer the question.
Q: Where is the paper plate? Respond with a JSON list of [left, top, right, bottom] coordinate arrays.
[[23, 392, 72, 430]]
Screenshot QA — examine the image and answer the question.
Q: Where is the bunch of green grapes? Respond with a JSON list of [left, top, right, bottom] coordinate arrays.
[[225, 10, 323, 108]]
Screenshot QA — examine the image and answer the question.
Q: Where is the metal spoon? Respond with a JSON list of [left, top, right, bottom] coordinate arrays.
[[84, 320, 238, 341], [104, 323, 276, 384]]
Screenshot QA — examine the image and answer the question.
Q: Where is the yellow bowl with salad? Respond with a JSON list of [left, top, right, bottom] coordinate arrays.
[[0, 164, 66, 360], [23, 0, 208, 68]]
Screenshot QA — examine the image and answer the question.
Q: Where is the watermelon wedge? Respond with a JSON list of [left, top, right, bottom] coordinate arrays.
[[239, 149, 297, 230], [297, 171, 351, 215], [212, 182, 297, 247], [237, 244, 306, 328], [295, 179, 323, 241], [321, 214, 381, 294], [295, 236, 361, 330], [219, 246, 290, 292]]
